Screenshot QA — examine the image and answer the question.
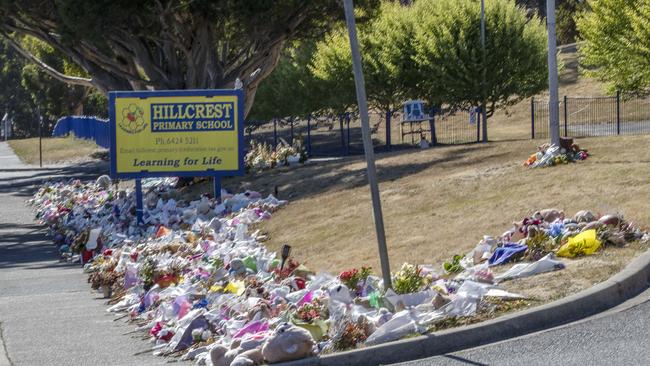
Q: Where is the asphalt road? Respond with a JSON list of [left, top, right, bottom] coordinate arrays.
[[0, 142, 166, 366], [395, 287, 650, 366]]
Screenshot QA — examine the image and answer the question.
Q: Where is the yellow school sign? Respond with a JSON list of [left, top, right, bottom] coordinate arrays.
[[109, 89, 245, 178]]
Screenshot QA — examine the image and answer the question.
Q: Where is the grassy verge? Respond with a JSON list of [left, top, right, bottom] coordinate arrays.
[[8, 136, 104, 165]]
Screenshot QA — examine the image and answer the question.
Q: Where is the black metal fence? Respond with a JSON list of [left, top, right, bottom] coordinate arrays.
[[531, 93, 650, 139], [247, 108, 481, 158]]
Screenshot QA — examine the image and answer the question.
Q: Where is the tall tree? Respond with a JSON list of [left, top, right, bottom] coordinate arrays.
[[20, 37, 107, 133], [0, 38, 35, 137], [577, 0, 650, 95], [310, 1, 416, 147], [0, 0, 378, 116], [1, 36, 107, 138], [412, 0, 548, 124], [556, 0, 589, 45], [249, 41, 323, 122]]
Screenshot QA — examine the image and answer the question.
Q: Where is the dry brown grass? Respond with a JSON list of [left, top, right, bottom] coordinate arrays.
[[8, 136, 104, 165], [247, 135, 649, 280]]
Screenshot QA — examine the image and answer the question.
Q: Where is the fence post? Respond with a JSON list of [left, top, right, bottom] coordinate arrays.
[[273, 118, 278, 148], [339, 114, 345, 156], [564, 95, 569, 137], [386, 111, 392, 150], [429, 107, 437, 146], [616, 90, 621, 135], [346, 112, 351, 155], [306, 114, 312, 156], [531, 97, 535, 139], [290, 117, 294, 145], [476, 107, 481, 143]]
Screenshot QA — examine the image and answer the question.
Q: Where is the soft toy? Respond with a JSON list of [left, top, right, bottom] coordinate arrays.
[[599, 214, 621, 227], [211, 338, 265, 366], [197, 200, 217, 220], [229, 258, 249, 277], [231, 348, 264, 366], [95, 175, 111, 190], [535, 209, 564, 223], [327, 283, 352, 304], [573, 210, 596, 223], [261, 323, 315, 363]]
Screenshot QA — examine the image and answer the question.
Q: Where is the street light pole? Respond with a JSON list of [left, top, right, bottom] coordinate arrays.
[[343, 0, 392, 289], [547, 0, 561, 145], [480, 0, 488, 143]]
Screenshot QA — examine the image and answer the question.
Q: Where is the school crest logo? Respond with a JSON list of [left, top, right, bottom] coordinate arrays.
[[119, 104, 146, 134]]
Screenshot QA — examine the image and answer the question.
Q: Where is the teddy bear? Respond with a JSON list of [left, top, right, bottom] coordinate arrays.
[[261, 323, 315, 363], [534, 209, 564, 223], [210, 338, 265, 366], [95, 175, 112, 190], [573, 210, 596, 223]]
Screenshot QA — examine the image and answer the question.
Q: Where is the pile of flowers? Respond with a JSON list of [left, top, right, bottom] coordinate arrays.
[[524, 142, 588, 168], [29, 177, 649, 365], [245, 138, 307, 172]]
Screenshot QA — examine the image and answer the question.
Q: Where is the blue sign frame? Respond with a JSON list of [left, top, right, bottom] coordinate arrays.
[[109, 89, 245, 179]]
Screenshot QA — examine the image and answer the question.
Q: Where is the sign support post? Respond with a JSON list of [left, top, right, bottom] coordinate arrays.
[[213, 177, 222, 203], [135, 179, 144, 224], [343, 0, 392, 289]]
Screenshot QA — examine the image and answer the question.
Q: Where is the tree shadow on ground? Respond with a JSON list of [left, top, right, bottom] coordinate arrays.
[[0, 231, 57, 269], [0, 161, 109, 197], [224, 143, 508, 202]]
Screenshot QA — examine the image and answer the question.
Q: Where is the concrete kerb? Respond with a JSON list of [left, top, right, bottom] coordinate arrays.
[[280, 249, 650, 366]]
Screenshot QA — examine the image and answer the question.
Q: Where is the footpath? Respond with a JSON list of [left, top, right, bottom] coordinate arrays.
[[0, 141, 165, 366]]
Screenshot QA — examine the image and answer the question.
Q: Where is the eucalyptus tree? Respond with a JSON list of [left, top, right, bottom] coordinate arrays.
[[0, 0, 378, 115]]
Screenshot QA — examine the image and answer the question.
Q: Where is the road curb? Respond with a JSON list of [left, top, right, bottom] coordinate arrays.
[[281, 249, 650, 366]]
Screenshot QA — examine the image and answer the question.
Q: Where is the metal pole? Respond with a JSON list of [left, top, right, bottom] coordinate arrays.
[[564, 95, 569, 137], [346, 112, 351, 155], [531, 97, 535, 139], [616, 90, 621, 135], [213, 176, 222, 203], [429, 107, 437, 146], [38, 110, 43, 168], [477, 108, 481, 142], [547, 0, 561, 145], [306, 114, 312, 156], [273, 118, 278, 148], [343, 0, 392, 290], [339, 114, 345, 155], [290, 117, 294, 145], [386, 110, 392, 150], [480, 0, 488, 143], [135, 179, 144, 225]]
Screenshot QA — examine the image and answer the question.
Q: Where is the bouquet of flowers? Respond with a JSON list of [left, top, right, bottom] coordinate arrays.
[[339, 266, 372, 294], [393, 263, 431, 295], [245, 138, 307, 172], [294, 298, 328, 323], [524, 142, 589, 168]]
